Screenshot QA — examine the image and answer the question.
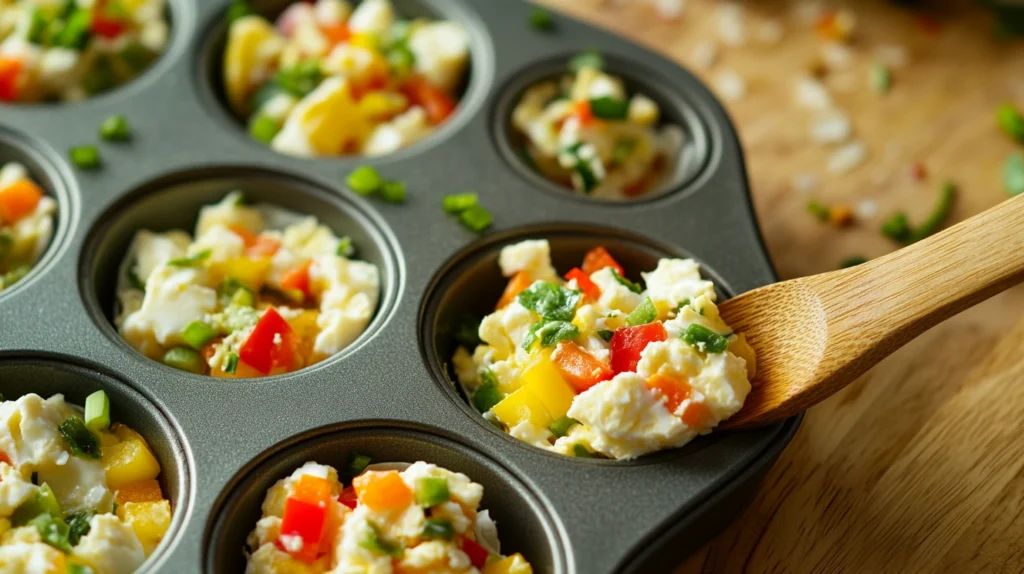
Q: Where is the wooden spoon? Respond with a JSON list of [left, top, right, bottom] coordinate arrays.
[[720, 193, 1024, 430]]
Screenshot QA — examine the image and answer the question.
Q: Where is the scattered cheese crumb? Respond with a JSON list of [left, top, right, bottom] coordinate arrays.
[[821, 42, 854, 70], [757, 20, 784, 45], [714, 70, 746, 102], [810, 112, 852, 144], [689, 40, 718, 70], [856, 199, 879, 219], [795, 76, 832, 109], [793, 173, 820, 194], [650, 0, 685, 19], [828, 141, 867, 174], [716, 3, 747, 46]]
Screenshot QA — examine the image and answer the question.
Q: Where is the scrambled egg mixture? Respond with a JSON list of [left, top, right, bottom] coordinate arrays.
[[452, 240, 756, 460], [115, 191, 379, 378], [511, 54, 684, 200], [224, 0, 469, 157], [0, 393, 171, 574], [245, 459, 532, 574], [0, 162, 55, 292], [0, 0, 168, 102]]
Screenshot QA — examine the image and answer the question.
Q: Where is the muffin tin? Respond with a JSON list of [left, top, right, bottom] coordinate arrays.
[[0, 0, 801, 572]]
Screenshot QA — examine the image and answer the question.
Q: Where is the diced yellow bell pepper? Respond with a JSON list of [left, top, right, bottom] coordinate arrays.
[[349, 32, 379, 50], [358, 91, 408, 121], [520, 354, 576, 419], [98, 431, 119, 448], [103, 426, 161, 489], [483, 553, 534, 574], [727, 333, 757, 379], [120, 500, 171, 557], [224, 17, 282, 113], [209, 257, 271, 292], [297, 80, 371, 155], [490, 388, 553, 429], [654, 299, 673, 321]]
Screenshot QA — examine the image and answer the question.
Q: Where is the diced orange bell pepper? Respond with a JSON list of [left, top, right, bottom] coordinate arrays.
[[0, 58, 21, 102], [681, 401, 711, 428], [570, 100, 594, 126], [496, 271, 534, 310], [228, 225, 258, 246], [0, 179, 43, 224], [115, 479, 164, 504], [551, 341, 612, 393], [581, 246, 625, 276], [319, 22, 350, 45], [646, 373, 692, 413], [564, 267, 600, 301], [280, 259, 313, 301], [400, 76, 456, 124], [0, 451, 12, 466], [246, 234, 281, 259], [352, 470, 412, 512]]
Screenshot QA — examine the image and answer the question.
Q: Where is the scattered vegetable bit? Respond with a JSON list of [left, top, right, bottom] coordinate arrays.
[[549, 416, 579, 437], [347, 165, 383, 196], [65, 510, 94, 546], [421, 518, 455, 541], [881, 180, 957, 244], [997, 103, 1024, 143], [572, 444, 593, 458], [529, 7, 554, 31], [336, 236, 354, 257], [182, 321, 217, 350], [829, 205, 854, 227], [681, 324, 729, 354], [84, 390, 110, 431], [58, 416, 101, 459], [1005, 154, 1024, 197], [453, 313, 482, 348], [517, 282, 581, 322], [610, 268, 642, 294], [224, 353, 239, 374], [226, 0, 254, 23], [523, 319, 580, 350], [472, 369, 504, 413], [569, 50, 603, 73], [840, 256, 868, 269], [99, 114, 131, 142], [359, 522, 403, 557], [869, 62, 892, 94], [415, 477, 451, 507], [70, 145, 101, 170], [807, 200, 830, 221], [248, 114, 280, 144], [162, 347, 206, 375], [29, 513, 72, 553], [597, 329, 614, 342], [442, 192, 478, 213], [458, 204, 493, 232], [625, 297, 658, 326], [588, 96, 629, 120], [167, 249, 212, 267], [344, 452, 373, 481], [380, 180, 406, 203]]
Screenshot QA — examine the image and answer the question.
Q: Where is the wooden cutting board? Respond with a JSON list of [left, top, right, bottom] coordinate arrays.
[[537, 0, 1024, 571]]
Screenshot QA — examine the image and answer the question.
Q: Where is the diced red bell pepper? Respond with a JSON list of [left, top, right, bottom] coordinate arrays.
[[338, 486, 358, 509], [92, 1, 127, 39], [646, 373, 692, 413], [460, 537, 490, 569], [0, 58, 22, 102], [570, 100, 594, 126], [239, 307, 298, 375], [279, 474, 332, 563], [609, 323, 667, 374], [400, 76, 456, 125], [581, 246, 625, 276], [279, 260, 313, 301], [564, 267, 600, 301], [551, 341, 613, 392]]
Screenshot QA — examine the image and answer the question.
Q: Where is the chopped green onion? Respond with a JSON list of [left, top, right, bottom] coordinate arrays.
[[167, 249, 212, 267], [453, 313, 482, 348], [529, 8, 554, 31], [609, 269, 642, 294], [807, 200, 830, 221], [344, 452, 373, 481], [472, 370, 504, 413], [275, 60, 323, 98], [597, 329, 614, 342], [99, 114, 131, 142], [359, 522, 403, 557], [226, 0, 254, 23], [58, 416, 100, 459], [162, 347, 206, 375], [11, 484, 61, 526], [869, 62, 892, 94], [26, 8, 46, 45], [84, 390, 110, 431], [347, 165, 383, 196], [380, 180, 406, 203], [69, 145, 101, 170], [625, 297, 657, 326], [224, 353, 239, 375], [458, 205, 493, 232], [569, 50, 603, 73], [336, 236, 354, 257], [839, 256, 868, 269], [997, 103, 1024, 143], [182, 321, 217, 350], [29, 513, 72, 553], [549, 416, 578, 437], [1005, 154, 1024, 197], [681, 324, 729, 353], [386, 45, 416, 76], [55, 9, 91, 50], [442, 193, 478, 213], [415, 477, 451, 507], [65, 510, 94, 546], [128, 267, 146, 291], [67, 565, 96, 574], [588, 97, 629, 119], [248, 114, 280, 144], [572, 444, 593, 458], [421, 518, 455, 541]]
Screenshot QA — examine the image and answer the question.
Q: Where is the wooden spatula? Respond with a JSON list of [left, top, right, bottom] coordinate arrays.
[[720, 193, 1024, 430]]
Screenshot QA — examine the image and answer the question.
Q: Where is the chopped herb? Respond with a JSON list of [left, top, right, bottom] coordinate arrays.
[[336, 236, 354, 257], [248, 114, 280, 144], [588, 96, 629, 119], [415, 477, 450, 507], [681, 324, 729, 353], [523, 320, 580, 350], [167, 249, 212, 267], [674, 298, 691, 313], [881, 212, 912, 243], [472, 370, 504, 413], [55, 9, 91, 50], [569, 50, 603, 73], [625, 297, 658, 326], [421, 518, 455, 541], [549, 416, 578, 437], [111, 502, 118, 516], [29, 513, 72, 553], [58, 416, 100, 460], [347, 165, 383, 196], [69, 145, 101, 170], [275, 60, 323, 98], [517, 282, 582, 321], [459, 205, 493, 232], [572, 444, 593, 458], [65, 510, 94, 546], [162, 347, 206, 374], [224, 353, 239, 374], [99, 114, 131, 142], [442, 193, 478, 213], [529, 7, 554, 31], [182, 321, 217, 350], [840, 256, 868, 269], [807, 200, 830, 221], [612, 139, 636, 164], [380, 180, 406, 203], [997, 103, 1024, 143], [610, 269, 642, 294], [344, 452, 373, 482], [883, 181, 957, 244], [1005, 154, 1024, 197], [84, 390, 110, 431], [26, 8, 46, 45], [869, 62, 892, 94], [359, 522, 403, 557], [597, 329, 614, 342], [453, 313, 482, 348], [11, 484, 61, 526]]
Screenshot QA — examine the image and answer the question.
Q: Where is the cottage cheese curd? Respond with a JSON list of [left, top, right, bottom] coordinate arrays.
[[451, 239, 755, 460]]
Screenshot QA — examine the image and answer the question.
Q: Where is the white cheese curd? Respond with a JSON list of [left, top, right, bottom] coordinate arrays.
[[72, 515, 146, 574], [590, 267, 644, 313], [347, 0, 395, 34], [641, 258, 716, 310], [362, 106, 432, 156], [120, 266, 218, 356], [407, 21, 469, 93], [497, 239, 558, 282]]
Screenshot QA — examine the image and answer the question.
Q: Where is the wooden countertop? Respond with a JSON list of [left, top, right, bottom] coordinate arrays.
[[538, 0, 1024, 571]]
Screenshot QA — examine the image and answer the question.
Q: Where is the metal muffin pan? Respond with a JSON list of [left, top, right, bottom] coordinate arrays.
[[0, 0, 802, 572]]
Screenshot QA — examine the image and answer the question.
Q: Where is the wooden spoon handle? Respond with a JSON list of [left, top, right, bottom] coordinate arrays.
[[726, 193, 1024, 429]]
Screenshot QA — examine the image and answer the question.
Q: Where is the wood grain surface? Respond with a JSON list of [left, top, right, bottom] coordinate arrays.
[[536, 0, 1024, 571]]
